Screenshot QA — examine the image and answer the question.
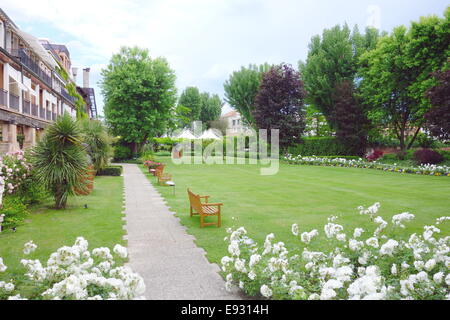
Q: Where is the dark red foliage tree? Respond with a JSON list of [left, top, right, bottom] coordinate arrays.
[[331, 81, 369, 156], [253, 64, 306, 151], [425, 70, 450, 141]]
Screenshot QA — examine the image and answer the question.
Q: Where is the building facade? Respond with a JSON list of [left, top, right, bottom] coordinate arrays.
[[220, 110, 251, 136], [0, 8, 95, 154]]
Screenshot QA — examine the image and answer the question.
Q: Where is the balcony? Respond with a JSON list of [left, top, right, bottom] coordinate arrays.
[[23, 99, 31, 115], [0, 89, 7, 106], [9, 93, 19, 110], [61, 88, 75, 104], [9, 48, 52, 87], [31, 103, 39, 117]]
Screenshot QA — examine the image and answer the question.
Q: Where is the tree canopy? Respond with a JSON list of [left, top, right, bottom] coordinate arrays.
[[100, 46, 177, 154], [199, 93, 223, 126], [253, 64, 306, 151], [224, 63, 271, 128], [359, 9, 450, 151], [300, 24, 381, 129]]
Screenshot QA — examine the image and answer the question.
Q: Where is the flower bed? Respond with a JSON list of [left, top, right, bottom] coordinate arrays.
[[0, 238, 145, 300], [222, 203, 449, 300], [284, 155, 450, 177], [0, 151, 32, 195]]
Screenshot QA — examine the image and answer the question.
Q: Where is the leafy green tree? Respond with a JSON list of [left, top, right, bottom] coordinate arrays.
[[100, 46, 177, 154], [178, 87, 202, 126], [200, 93, 223, 126], [359, 8, 449, 151], [300, 24, 381, 128], [304, 105, 331, 137], [31, 114, 88, 209], [224, 63, 271, 128]]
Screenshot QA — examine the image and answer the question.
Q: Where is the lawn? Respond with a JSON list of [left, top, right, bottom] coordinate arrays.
[[142, 157, 450, 264], [0, 176, 125, 294]]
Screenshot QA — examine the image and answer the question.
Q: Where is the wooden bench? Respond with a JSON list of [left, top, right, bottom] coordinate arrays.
[[187, 189, 223, 228], [155, 166, 173, 186]]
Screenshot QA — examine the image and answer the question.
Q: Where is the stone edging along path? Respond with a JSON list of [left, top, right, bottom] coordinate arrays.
[[119, 163, 240, 300]]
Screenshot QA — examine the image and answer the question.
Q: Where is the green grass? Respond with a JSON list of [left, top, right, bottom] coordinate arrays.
[[142, 157, 450, 264], [0, 176, 125, 291]]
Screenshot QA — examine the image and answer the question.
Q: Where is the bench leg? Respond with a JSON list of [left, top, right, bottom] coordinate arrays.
[[217, 211, 221, 228], [200, 215, 204, 228]]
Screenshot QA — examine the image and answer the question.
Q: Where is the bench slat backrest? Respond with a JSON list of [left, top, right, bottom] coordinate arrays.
[[187, 189, 203, 214], [155, 165, 165, 178]]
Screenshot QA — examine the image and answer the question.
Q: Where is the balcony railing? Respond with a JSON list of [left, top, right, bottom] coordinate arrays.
[[10, 48, 52, 87], [0, 89, 7, 106], [61, 88, 75, 104], [23, 100, 31, 114], [9, 93, 19, 110], [39, 107, 45, 119], [31, 103, 39, 117]]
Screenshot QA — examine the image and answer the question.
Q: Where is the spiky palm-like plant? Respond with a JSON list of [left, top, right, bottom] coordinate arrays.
[[79, 119, 112, 171], [31, 114, 88, 209]]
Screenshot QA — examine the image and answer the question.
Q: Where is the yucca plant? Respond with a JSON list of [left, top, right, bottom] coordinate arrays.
[[31, 114, 88, 209], [79, 119, 113, 171]]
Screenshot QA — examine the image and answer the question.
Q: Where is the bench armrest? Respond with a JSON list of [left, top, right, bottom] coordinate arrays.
[[202, 203, 223, 207]]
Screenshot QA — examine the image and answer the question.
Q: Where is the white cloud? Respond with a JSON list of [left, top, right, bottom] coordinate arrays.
[[2, 0, 448, 115]]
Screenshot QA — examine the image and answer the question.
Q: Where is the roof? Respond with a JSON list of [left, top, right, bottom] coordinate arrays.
[[41, 42, 71, 59], [0, 8, 19, 29], [15, 29, 58, 70], [221, 110, 238, 118]]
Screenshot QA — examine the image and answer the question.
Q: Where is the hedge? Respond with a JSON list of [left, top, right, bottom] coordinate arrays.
[[288, 137, 349, 156], [96, 166, 123, 176]]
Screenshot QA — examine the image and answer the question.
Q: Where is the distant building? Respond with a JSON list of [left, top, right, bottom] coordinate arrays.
[[220, 110, 251, 136]]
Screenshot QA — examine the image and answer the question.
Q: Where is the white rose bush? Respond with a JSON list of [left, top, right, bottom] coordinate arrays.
[[0, 238, 145, 300], [222, 203, 449, 300], [283, 155, 450, 177]]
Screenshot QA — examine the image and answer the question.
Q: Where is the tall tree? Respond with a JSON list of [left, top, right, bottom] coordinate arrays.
[[300, 24, 381, 128], [100, 47, 177, 154], [424, 70, 450, 140], [224, 63, 271, 128], [253, 64, 306, 151], [199, 93, 223, 126], [178, 87, 202, 126], [359, 9, 450, 151], [331, 81, 369, 156]]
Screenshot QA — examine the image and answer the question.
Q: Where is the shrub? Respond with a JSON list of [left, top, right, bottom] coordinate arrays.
[[15, 173, 49, 206], [366, 149, 384, 162], [113, 145, 133, 161], [0, 238, 145, 300], [413, 149, 444, 165], [414, 133, 438, 149], [96, 166, 123, 176], [288, 137, 349, 156], [31, 114, 89, 209], [222, 203, 450, 300], [139, 150, 155, 163], [0, 151, 32, 195], [79, 119, 113, 171], [0, 196, 29, 230]]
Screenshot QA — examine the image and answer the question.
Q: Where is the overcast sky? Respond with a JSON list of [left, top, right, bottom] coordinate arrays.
[[1, 0, 448, 115]]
